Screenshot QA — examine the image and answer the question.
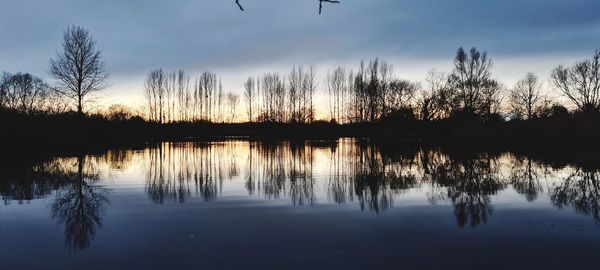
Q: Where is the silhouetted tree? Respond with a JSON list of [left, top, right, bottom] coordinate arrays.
[[387, 78, 418, 113], [416, 69, 451, 121], [0, 72, 51, 113], [551, 49, 600, 112], [447, 47, 498, 117], [49, 25, 108, 114], [244, 77, 255, 122], [106, 104, 136, 121], [326, 66, 347, 122], [144, 69, 165, 123], [510, 72, 547, 119], [226, 92, 240, 123], [304, 65, 318, 122]]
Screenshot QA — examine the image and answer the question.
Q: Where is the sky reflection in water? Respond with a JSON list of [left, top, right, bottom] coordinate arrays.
[[0, 139, 599, 269]]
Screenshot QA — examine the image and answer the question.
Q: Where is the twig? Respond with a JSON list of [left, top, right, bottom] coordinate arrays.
[[319, 0, 340, 14]]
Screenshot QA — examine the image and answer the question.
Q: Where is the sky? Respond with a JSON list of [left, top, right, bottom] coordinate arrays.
[[1, 0, 599, 114]]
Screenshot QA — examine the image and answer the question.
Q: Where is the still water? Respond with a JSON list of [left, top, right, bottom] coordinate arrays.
[[1, 139, 599, 269]]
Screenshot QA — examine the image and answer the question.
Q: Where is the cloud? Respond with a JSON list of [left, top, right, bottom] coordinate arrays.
[[1, 0, 598, 106]]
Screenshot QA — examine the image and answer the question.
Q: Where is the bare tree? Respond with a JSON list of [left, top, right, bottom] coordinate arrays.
[[551, 50, 600, 112], [479, 79, 505, 120], [326, 67, 346, 122], [226, 92, 240, 123], [417, 69, 450, 121], [447, 47, 495, 116], [144, 69, 165, 123], [510, 72, 546, 119], [387, 79, 417, 113], [244, 77, 255, 122], [0, 72, 51, 113], [304, 65, 318, 122], [49, 25, 108, 114]]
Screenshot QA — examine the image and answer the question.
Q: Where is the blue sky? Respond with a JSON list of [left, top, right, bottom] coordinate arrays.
[[1, 0, 599, 109]]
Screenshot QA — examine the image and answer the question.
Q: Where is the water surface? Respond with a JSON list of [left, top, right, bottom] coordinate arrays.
[[1, 139, 599, 269]]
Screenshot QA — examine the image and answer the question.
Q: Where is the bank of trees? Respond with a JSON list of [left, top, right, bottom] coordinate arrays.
[[4, 24, 600, 131], [143, 69, 242, 123], [0, 72, 66, 114]]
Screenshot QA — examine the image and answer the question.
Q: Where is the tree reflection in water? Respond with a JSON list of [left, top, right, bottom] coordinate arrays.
[[0, 156, 108, 251], [51, 156, 108, 251], [3, 139, 600, 252], [509, 157, 546, 202], [551, 169, 600, 223], [113, 140, 600, 225]]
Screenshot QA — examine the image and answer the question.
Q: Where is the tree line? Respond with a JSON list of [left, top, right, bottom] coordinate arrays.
[[141, 47, 600, 125], [2, 25, 600, 128]]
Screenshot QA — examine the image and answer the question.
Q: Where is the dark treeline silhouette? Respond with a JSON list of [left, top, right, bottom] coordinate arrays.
[[2, 25, 600, 153]]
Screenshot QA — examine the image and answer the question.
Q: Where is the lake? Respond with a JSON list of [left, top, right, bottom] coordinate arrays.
[[1, 139, 599, 269]]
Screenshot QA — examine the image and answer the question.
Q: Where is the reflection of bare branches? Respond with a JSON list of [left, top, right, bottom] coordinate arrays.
[[551, 169, 600, 223], [427, 155, 506, 227], [51, 156, 108, 251], [0, 159, 72, 204], [144, 142, 233, 203], [509, 157, 544, 202]]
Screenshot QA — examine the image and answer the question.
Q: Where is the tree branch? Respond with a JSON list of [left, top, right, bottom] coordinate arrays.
[[234, 0, 340, 14], [319, 0, 340, 14]]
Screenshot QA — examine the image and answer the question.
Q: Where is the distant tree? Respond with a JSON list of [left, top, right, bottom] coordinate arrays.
[[226, 92, 240, 123], [378, 61, 394, 117], [551, 50, 600, 112], [304, 65, 318, 122], [509, 73, 546, 119], [366, 59, 381, 123], [416, 69, 451, 121], [0, 72, 50, 113], [326, 66, 346, 122], [244, 77, 255, 122], [144, 69, 165, 123], [49, 25, 108, 114], [197, 71, 218, 122], [479, 79, 505, 121], [217, 80, 224, 122], [0, 72, 9, 107], [447, 47, 496, 116], [288, 68, 299, 122], [106, 104, 135, 121], [349, 62, 369, 123], [387, 79, 417, 113]]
